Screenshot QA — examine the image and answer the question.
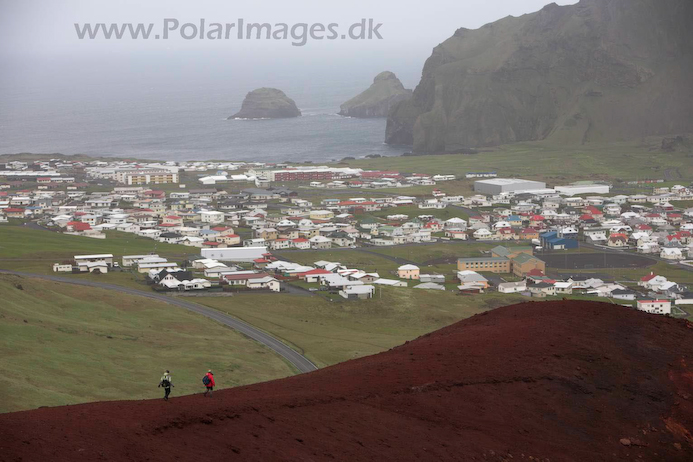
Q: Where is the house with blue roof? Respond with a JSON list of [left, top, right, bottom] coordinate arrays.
[[540, 231, 579, 250]]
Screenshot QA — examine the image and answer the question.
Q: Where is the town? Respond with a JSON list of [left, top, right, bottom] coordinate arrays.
[[2, 157, 693, 316]]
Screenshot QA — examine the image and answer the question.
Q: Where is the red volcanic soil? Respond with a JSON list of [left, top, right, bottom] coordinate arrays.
[[2, 300, 693, 461]]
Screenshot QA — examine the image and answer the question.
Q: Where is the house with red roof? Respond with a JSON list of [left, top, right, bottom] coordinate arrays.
[[162, 215, 184, 225], [607, 233, 629, 248], [292, 238, 310, 249], [424, 221, 443, 232], [529, 215, 545, 227], [216, 234, 241, 246], [66, 221, 92, 232], [666, 213, 683, 224], [3, 207, 25, 218], [297, 268, 332, 283], [269, 238, 291, 250], [583, 206, 603, 218], [519, 228, 540, 241]]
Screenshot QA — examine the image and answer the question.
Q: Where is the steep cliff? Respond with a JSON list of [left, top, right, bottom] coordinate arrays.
[[386, 0, 693, 153], [339, 71, 412, 118]]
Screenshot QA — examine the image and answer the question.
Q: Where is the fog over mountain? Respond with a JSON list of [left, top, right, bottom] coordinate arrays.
[[386, 0, 693, 153], [0, 0, 578, 160]]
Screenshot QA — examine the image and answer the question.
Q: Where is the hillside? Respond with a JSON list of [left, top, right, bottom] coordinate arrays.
[[2, 300, 693, 461], [0, 274, 294, 413], [386, 0, 693, 153], [339, 71, 412, 118]]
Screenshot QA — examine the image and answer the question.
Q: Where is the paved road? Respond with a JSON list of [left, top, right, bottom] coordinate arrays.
[[0, 269, 318, 374]]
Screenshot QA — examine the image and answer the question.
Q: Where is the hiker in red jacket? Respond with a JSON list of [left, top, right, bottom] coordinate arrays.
[[203, 370, 215, 397]]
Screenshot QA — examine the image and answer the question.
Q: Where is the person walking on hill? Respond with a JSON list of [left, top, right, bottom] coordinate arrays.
[[203, 370, 215, 397], [158, 370, 174, 401]]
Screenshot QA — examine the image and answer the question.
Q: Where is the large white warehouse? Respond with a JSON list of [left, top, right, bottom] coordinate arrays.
[[555, 184, 611, 196], [201, 247, 268, 262], [474, 178, 547, 195]]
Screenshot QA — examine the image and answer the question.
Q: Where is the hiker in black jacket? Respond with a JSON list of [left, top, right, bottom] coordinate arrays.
[[158, 370, 174, 400]]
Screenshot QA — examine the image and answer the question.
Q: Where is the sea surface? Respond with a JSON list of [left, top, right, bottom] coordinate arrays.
[[0, 62, 409, 163]]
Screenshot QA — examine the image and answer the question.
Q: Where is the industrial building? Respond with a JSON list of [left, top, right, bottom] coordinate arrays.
[[201, 246, 268, 262], [474, 178, 547, 195], [540, 231, 580, 250], [555, 184, 611, 196]]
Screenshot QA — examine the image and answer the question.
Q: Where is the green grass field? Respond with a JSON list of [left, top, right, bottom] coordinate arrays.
[[340, 138, 693, 184], [0, 274, 294, 413], [196, 289, 526, 368], [0, 224, 197, 291], [0, 226, 191, 259]]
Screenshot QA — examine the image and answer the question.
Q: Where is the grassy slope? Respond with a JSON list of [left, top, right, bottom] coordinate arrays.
[[0, 226, 191, 260], [0, 275, 294, 413], [340, 138, 693, 183], [0, 226, 196, 283], [197, 289, 525, 368]]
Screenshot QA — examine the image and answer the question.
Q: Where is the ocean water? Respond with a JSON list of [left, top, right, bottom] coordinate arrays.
[[0, 61, 409, 163]]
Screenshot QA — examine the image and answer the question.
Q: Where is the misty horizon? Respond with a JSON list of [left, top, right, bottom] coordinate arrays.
[[0, 0, 579, 159]]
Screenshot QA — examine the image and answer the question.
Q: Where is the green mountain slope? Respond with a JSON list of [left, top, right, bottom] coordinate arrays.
[[386, 0, 693, 153]]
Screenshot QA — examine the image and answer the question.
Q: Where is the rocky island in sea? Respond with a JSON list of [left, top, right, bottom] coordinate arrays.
[[228, 88, 301, 119], [338, 71, 412, 118]]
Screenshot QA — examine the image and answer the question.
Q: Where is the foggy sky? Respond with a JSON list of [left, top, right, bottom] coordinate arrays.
[[1, 1, 577, 61], [0, 0, 579, 102]]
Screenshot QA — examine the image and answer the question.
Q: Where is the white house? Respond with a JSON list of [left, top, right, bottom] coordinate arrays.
[[371, 278, 408, 288], [339, 285, 375, 299], [498, 280, 527, 294], [637, 299, 672, 315], [473, 228, 494, 240], [661, 248, 685, 260], [200, 211, 225, 224], [246, 276, 281, 292], [202, 247, 268, 262], [52, 263, 73, 272], [554, 281, 574, 294], [122, 254, 161, 267]]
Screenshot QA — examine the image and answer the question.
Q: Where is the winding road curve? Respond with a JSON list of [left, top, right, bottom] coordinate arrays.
[[0, 269, 318, 374]]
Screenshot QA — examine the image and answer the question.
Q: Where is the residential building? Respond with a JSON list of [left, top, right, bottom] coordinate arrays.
[[498, 280, 527, 293], [637, 299, 672, 315], [397, 264, 420, 280], [457, 257, 510, 274], [115, 169, 179, 185]]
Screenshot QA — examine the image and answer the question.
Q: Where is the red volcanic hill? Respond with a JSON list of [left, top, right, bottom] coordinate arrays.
[[2, 300, 693, 461]]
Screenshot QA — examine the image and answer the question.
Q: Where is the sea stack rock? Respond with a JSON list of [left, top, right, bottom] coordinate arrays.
[[228, 88, 301, 119], [339, 71, 412, 118]]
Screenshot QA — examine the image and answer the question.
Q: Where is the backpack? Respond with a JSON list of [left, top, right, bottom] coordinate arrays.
[[202, 375, 211, 386]]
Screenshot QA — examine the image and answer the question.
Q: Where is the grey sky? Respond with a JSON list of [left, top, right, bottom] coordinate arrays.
[[0, 0, 579, 97], [1, 0, 577, 59]]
